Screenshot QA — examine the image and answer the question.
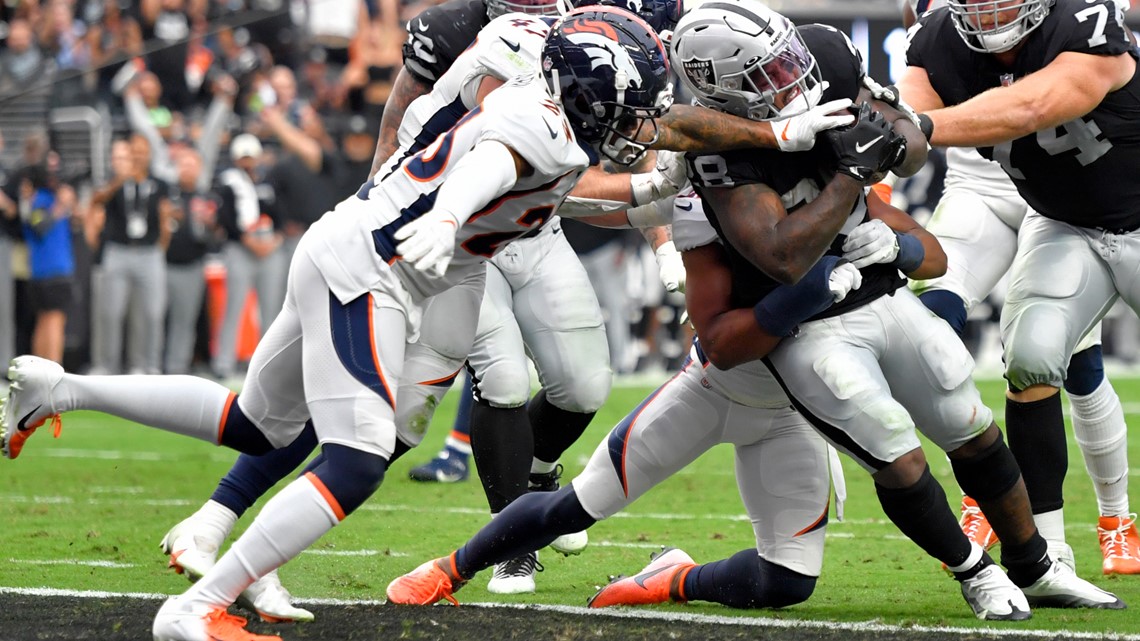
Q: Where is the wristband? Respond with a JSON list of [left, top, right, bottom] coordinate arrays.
[[892, 232, 925, 274], [917, 114, 934, 142]]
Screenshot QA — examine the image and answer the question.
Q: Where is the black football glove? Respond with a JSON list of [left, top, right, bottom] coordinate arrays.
[[824, 103, 908, 184]]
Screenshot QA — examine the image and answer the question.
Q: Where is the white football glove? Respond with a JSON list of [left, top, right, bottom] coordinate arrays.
[[841, 219, 899, 270], [828, 261, 863, 302], [774, 98, 856, 153], [631, 150, 688, 205], [654, 241, 686, 293], [862, 75, 923, 129], [393, 210, 460, 278]]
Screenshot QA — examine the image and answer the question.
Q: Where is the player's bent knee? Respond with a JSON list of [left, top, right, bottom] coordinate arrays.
[[312, 443, 389, 516], [919, 290, 968, 337], [544, 369, 611, 414], [950, 431, 1021, 502], [220, 397, 275, 455], [473, 365, 531, 408]]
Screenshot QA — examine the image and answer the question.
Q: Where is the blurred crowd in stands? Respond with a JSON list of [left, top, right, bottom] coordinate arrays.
[[0, 0, 1135, 388]]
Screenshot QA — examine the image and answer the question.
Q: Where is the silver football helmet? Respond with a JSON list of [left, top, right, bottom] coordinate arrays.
[[486, 0, 560, 19], [946, 0, 1053, 53], [671, 0, 822, 121]]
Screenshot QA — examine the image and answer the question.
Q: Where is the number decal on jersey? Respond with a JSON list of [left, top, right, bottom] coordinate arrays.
[[994, 116, 1113, 178], [692, 155, 735, 187], [404, 106, 483, 182], [1076, 3, 1110, 47], [461, 206, 555, 257]]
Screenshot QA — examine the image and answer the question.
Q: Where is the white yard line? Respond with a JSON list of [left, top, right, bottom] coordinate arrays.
[[301, 549, 409, 558], [8, 559, 138, 568], [0, 586, 1135, 640]]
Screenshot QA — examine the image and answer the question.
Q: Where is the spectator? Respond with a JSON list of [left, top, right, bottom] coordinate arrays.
[[212, 133, 284, 380], [19, 164, 75, 365], [0, 132, 19, 373], [124, 70, 237, 186], [90, 135, 172, 374], [38, 0, 91, 72], [136, 0, 194, 110], [88, 0, 144, 107], [164, 147, 221, 374], [0, 17, 56, 94]]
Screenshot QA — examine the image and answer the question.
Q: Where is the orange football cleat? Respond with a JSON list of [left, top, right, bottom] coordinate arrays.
[[386, 554, 467, 606], [202, 610, 282, 641], [960, 496, 999, 550], [588, 547, 695, 608], [1099, 514, 1140, 575]]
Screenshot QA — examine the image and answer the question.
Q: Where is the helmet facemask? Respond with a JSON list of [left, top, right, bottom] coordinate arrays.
[[598, 79, 674, 165], [947, 0, 1051, 53], [739, 28, 822, 120]]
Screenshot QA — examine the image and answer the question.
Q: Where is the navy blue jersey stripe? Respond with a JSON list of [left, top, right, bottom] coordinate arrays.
[[329, 292, 395, 408]]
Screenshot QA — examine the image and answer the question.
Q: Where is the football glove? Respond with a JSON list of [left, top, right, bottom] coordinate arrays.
[[394, 210, 460, 278], [824, 103, 907, 184], [654, 241, 686, 293], [774, 98, 856, 153], [841, 219, 898, 269], [631, 150, 688, 206], [828, 261, 863, 302]]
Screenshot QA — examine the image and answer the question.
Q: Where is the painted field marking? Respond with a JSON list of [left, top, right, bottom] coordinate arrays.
[[1, 586, 1136, 640], [301, 549, 409, 558], [8, 559, 138, 568]]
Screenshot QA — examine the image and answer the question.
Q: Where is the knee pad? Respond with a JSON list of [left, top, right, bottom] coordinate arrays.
[[919, 290, 968, 337], [950, 432, 1022, 502], [220, 397, 274, 455], [1063, 345, 1105, 396], [469, 362, 530, 408], [756, 557, 817, 608], [544, 368, 612, 413], [311, 443, 389, 516]]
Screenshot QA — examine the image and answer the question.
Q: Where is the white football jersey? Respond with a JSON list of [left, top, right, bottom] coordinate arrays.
[[377, 13, 552, 179], [672, 191, 791, 410], [307, 76, 591, 304]]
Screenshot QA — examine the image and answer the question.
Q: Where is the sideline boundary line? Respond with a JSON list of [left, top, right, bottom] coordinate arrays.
[[2, 586, 1137, 640]]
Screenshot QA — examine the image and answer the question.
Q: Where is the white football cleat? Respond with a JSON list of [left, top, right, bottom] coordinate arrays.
[[236, 569, 315, 623], [549, 530, 589, 556], [2, 355, 65, 459], [153, 595, 281, 641], [487, 551, 540, 594], [160, 517, 223, 581], [958, 564, 1031, 621], [1022, 560, 1125, 609]]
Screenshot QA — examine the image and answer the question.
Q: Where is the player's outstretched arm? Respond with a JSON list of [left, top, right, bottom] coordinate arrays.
[[685, 242, 858, 370], [651, 101, 854, 154], [920, 52, 1134, 147]]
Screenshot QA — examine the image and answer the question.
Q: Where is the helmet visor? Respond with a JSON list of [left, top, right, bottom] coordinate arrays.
[[745, 29, 814, 99]]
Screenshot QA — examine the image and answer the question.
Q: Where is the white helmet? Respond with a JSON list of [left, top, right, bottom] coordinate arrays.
[[946, 0, 1053, 53], [671, 0, 822, 121]]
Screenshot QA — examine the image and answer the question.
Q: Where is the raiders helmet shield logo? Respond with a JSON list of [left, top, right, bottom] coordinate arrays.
[[682, 56, 715, 90]]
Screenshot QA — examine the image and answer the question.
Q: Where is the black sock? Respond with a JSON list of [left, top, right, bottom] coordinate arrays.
[[470, 400, 533, 513], [528, 389, 596, 464], [875, 466, 973, 569], [1006, 393, 1067, 514], [1001, 532, 1051, 587], [682, 550, 816, 609]]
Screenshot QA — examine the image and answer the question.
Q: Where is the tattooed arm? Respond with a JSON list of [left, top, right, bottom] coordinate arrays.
[[370, 68, 433, 178], [651, 102, 853, 153]]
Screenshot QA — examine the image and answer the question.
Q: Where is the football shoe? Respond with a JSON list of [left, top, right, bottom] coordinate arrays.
[[588, 547, 695, 608], [1099, 514, 1140, 575], [958, 564, 1031, 621], [1, 355, 64, 459], [386, 555, 467, 606]]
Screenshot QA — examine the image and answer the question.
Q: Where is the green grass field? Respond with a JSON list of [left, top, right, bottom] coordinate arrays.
[[3, 375, 1140, 636]]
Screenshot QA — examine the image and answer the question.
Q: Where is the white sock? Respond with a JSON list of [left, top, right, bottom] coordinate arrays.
[[1069, 378, 1130, 517], [530, 458, 558, 476], [58, 374, 231, 443], [191, 500, 239, 544], [186, 475, 340, 608], [444, 433, 472, 456], [1033, 509, 1067, 546]]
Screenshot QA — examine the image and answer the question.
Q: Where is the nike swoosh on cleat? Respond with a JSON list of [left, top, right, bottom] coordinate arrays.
[[632, 566, 671, 589], [17, 405, 42, 432], [855, 135, 884, 153], [499, 36, 521, 52]]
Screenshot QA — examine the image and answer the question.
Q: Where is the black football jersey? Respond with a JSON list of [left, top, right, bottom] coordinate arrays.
[[403, 0, 489, 84], [908, 0, 1140, 231], [687, 24, 904, 318]]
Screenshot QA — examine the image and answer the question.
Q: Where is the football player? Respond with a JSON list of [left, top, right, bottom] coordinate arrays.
[[676, 0, 1119, 616], [897, 0, 1138, 576], [385, 188, 867, 611], [899, 0, 1140, 577], [1, 9, 676, 641]]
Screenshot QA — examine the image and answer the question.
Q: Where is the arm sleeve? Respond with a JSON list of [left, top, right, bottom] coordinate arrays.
[[432, 140, 518, 225], [196, 97, 233, 192]]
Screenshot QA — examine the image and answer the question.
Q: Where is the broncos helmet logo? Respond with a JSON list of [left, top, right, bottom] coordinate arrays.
[[564, 30, 644, 88]]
